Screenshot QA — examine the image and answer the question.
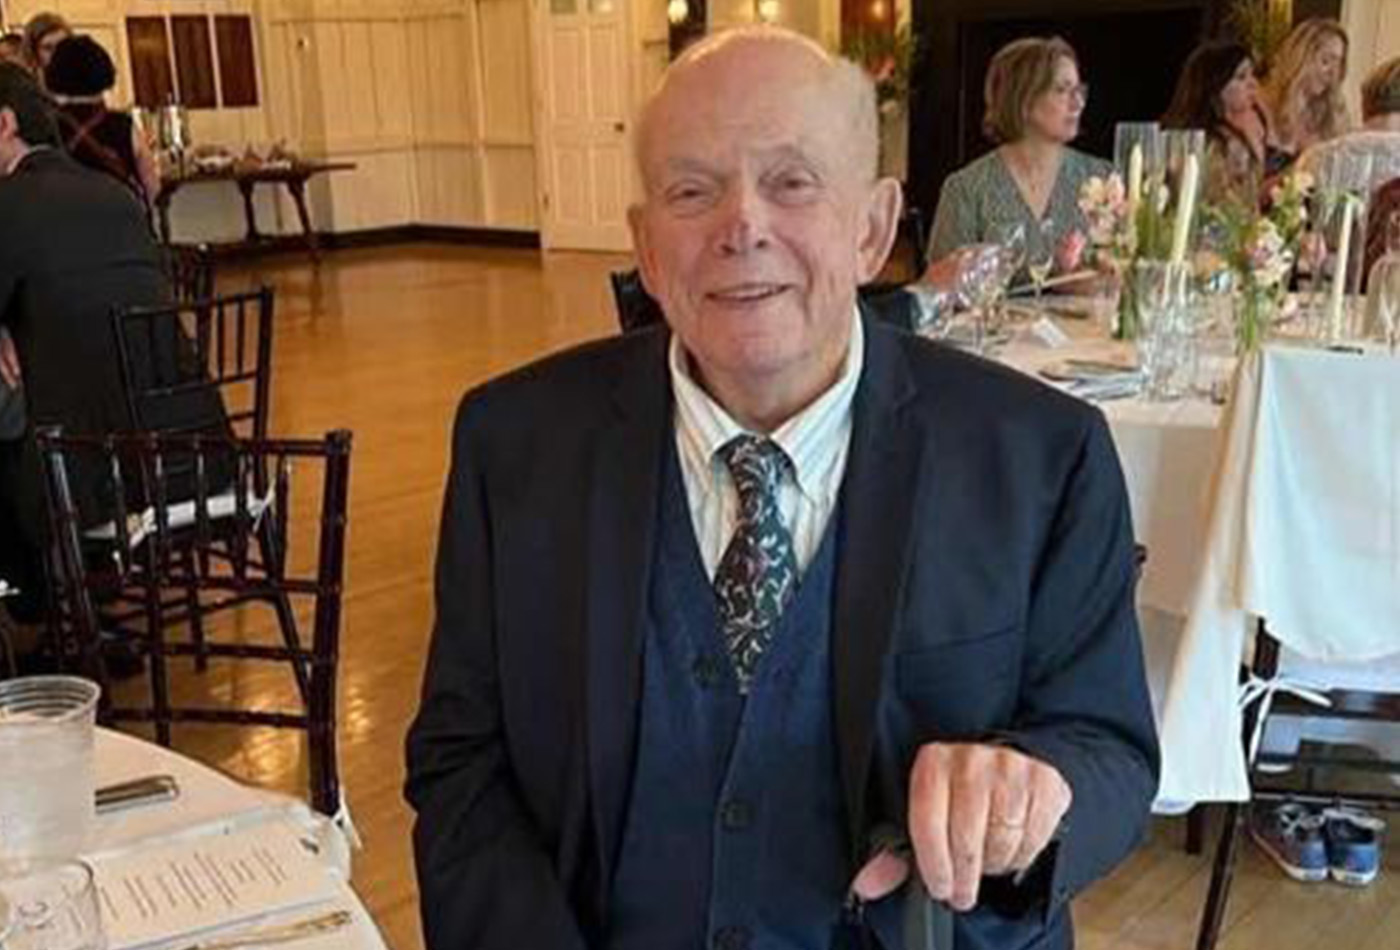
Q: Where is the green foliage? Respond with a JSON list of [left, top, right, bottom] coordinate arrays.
[[1229, 0, 1293, 72], [840, 24, 918, 108]]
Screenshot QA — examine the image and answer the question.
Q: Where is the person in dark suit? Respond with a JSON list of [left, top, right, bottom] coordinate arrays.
[[405, 28, 1158, 950], [0, 63, 221, 623]]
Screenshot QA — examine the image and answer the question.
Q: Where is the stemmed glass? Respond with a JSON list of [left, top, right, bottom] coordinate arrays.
[[954, 245, 1003, 354], [1026, 218, 1057, 300]]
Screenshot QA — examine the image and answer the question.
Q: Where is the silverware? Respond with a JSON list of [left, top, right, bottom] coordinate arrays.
[[95, 775, 179, 814], [173, 909, 353, 950]]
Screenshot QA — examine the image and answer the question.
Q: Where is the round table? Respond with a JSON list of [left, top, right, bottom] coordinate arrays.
[[89, 728, 389, 950]]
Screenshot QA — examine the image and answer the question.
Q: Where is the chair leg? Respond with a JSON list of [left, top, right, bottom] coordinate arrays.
[[180, 548, 209, 673], [1187, 805, 1208, 855], [256, 519, 311, 704], [144, 585, 173, 747], [1196, 802, 1245, 950]]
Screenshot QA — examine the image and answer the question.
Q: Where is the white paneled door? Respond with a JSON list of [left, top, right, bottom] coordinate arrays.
[[533, 0, 634, 251]]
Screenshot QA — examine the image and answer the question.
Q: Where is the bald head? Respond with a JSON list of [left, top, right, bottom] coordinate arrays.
[[635, 27, 880, 188]]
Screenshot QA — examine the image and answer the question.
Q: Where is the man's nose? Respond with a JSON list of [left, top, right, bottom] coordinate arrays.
[[714, 182, 771, 256]]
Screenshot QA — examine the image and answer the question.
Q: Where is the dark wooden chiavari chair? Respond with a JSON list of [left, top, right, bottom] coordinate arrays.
[[37, 428, 353, 816]]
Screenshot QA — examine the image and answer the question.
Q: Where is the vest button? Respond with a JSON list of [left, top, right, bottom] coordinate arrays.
[[713, 925, 751, 950], [720, 799, 752, 831], [692, 655, 723, 689]]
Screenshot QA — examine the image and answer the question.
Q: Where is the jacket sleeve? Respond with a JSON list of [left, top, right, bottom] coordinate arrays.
[[994, 409, 1161, 920], [404, 396, 588, 950]]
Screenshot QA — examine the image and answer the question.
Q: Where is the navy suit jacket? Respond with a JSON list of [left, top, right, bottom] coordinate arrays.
[[405, 316, 1160, 949]]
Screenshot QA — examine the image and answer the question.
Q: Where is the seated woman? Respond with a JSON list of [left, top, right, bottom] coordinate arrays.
[[44, 36, 161, 205], [1162, 42, 1280, 207], [927, 36, 1109, 281], [1262, 18, 1351, 170]]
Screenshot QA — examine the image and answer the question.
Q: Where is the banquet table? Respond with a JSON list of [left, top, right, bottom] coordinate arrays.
[[88, 727, 388, 950], [977, 303, 1400, 810]]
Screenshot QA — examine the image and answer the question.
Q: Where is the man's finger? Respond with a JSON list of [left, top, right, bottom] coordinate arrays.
[[909, 746, 953, 903], [947, 751, 992, 912], [851, 849, 910, 902], [1009, 768, 1071, 872], [983, 761, 1031, 875]]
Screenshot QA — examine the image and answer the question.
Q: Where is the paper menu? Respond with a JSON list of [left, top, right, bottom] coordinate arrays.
[[90, 819, 338, 950]]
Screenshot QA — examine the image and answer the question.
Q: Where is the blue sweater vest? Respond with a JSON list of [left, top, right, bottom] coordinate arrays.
[[607, 443, 849, 950]]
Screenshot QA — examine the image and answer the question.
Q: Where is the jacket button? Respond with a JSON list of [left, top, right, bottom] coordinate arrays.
[[720, 799, 752, 831], [713, 925, 751, 950], [692, 655, 723, 689]]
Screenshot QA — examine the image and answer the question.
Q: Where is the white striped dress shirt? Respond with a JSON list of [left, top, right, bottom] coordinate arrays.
[[668, 311, 863, 579]]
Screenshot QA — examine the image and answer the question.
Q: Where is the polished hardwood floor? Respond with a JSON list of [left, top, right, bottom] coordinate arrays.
[[116, 244, 1396, 950]]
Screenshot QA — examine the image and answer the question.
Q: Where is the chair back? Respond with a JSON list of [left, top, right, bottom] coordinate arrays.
[[113, 287, 273, 442], [36, 427, 353, 815]]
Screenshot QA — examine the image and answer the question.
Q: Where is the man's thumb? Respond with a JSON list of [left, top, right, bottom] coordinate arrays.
[[850, 848, 910, 902]]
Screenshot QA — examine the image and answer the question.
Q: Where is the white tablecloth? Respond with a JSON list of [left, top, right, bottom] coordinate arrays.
[[90, 728, 388, 950], [993, 317, 1400, 807], [1156, 344, 1400, 802]]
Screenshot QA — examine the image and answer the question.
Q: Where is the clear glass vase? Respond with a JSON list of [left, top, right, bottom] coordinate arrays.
[[1234, 283, 1277, 355]]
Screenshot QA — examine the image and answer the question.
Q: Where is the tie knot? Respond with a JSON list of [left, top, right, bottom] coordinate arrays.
[[718, 435, 789, 508]]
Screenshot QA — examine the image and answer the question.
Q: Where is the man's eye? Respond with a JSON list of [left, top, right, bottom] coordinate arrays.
[[665, 183, 713, 208], [770, 173, 818, 200]]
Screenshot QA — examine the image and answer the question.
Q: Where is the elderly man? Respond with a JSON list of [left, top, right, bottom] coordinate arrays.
[[406, 27, 1157, 950]]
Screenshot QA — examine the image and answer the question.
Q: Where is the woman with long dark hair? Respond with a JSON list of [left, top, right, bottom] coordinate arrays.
[[1162, 41, 1282, 204]]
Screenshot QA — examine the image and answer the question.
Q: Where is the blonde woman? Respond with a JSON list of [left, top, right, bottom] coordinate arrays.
[[1263, 18, 1351, 163], [927, 36, 1109, 273]]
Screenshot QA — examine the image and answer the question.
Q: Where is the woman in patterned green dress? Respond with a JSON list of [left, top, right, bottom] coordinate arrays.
[[927, 36, 1110, 278]]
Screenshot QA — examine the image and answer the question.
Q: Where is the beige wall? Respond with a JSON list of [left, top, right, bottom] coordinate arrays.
[[8, 0, 854, 240], [8, 0, 539, 239]]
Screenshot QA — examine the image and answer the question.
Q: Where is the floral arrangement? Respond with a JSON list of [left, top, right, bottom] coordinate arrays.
[[1228, 0, 1293, 72], [1077, 171, 1175, 337], [1202, 170, 1314, 352], [841, 24, 918, 113]]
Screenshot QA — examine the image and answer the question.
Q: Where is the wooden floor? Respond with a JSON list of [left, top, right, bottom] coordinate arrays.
[[120, 244, 1396, 950]]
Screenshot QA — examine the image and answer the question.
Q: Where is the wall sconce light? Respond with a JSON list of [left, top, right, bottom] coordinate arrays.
[[755, 0, 779, 23], [667, 0, 689, 24], [869, 0, 887, 20]]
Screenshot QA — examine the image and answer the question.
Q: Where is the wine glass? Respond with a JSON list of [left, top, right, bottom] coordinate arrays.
[[0, 861, 105, 950], [954, 244, 1002, 354], [1026, 218, 1057, 300]]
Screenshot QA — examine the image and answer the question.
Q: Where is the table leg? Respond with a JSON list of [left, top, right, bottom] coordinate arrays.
[[156, 191, 174, 245], [288, 179, 319, 262], [237, 180, 261, 243]]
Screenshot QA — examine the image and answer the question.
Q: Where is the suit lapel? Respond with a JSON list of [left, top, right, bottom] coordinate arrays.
[[585, 328, 671, 913], [832, 317, 926, 863]]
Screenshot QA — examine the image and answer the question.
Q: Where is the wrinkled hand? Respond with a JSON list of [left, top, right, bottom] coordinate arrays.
[[851, 743, 1071, 912], [0, 328, 19, 389]]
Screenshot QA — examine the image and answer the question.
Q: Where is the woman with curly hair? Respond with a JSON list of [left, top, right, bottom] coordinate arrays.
[[1262, 18, 1351, 162]]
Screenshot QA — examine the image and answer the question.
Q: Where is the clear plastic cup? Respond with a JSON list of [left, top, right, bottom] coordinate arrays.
[[0, 860, 106, 949], [0, 678, 101, 867]]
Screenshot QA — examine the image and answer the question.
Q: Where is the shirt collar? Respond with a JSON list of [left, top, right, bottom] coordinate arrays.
[[4, 146, 53, 177], [669, 308, 864, 502]]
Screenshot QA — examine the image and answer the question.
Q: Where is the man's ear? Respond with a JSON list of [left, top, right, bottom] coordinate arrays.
[[855, 177, 904, 285], [0, 107, 18, 142], [628, 202, 660, 298]]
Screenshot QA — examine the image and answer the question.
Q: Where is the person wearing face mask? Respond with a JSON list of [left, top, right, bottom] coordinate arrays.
[[1262, 18, 1351, 165], [926, 37, 1110, 278], [1163, 42, 1285, 206]]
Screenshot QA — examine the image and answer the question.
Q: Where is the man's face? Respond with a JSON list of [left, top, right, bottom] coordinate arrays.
[[630, 43, 898, 408]]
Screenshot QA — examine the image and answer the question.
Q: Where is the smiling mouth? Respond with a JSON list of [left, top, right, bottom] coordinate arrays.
[[707, 284, 790, 304]]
